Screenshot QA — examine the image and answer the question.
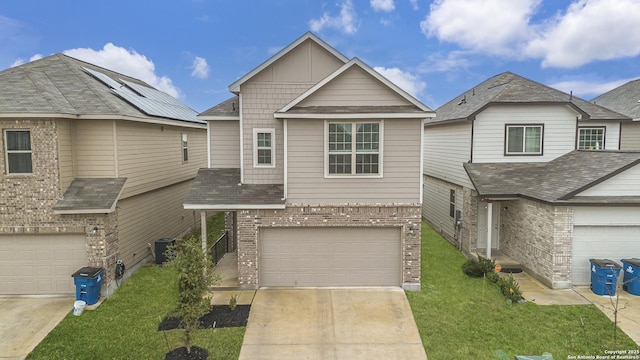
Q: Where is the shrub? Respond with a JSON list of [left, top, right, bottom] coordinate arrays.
[[486, 271, 500, 283], [497, 275, 523, 303], [462, 256, 497, 278]]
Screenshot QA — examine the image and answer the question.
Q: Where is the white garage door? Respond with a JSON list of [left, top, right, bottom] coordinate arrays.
[[260, 227, 401, 287], [0, 234, 87, 295], [572, 226, 640, 285]]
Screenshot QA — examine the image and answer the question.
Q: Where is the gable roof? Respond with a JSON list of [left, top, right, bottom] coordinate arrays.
[[592, 79, 640, 120], [430, 72, 629, 125], [228, 32, 349, 93], [0, 54, 203, 125], [464, 150, 640, 205], [275, 58, 434, 119], [198, 96, 239, 120]]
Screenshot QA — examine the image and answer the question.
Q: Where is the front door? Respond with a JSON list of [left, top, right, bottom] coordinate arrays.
[[477, 201, 500, 257]]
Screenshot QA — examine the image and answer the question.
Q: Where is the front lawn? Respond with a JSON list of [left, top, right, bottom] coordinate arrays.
[[27, 266, 244, 360], [407, 222, 638, 359]]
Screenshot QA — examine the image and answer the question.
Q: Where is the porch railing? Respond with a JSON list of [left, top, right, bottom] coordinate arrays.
[[210, 231, 229, 265]]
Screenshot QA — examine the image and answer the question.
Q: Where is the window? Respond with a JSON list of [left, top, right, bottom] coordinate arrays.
[[505, 124, 543, 155], [327, 121, 381, 176], [182, 133, 188, 161], [5, 130, 32, 174], [578, 127, 605, 150], [253, 128, 275, 167], [449, 189, 456, 218]]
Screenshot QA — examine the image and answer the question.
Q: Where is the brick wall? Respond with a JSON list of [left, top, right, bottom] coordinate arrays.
[[235, 204, 422, 290]]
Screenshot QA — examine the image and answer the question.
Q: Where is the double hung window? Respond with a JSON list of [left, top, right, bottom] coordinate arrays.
[[505, 124, 543, 155], [327, 122, 381, 176], [5, 130, 32, 174]]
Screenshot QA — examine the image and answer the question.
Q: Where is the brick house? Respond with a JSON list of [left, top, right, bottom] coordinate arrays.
[[185, 33, 434, 290], [0, 54, 207, 295], [422, 72, 640, 289]]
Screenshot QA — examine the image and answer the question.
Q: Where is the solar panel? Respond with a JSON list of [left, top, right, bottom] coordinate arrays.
[[82, 67, 202, 123]]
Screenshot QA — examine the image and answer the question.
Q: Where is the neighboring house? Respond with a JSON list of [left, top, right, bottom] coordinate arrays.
[[0, 54, 207, 295], [592, 79, 640, 150], [422, 72, 640, 289], [185, 33, 434, 290]]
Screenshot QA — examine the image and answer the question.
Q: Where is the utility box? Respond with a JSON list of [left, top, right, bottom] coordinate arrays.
[[71, 267, 103, 305], [155, 238, 176, 264], [589, 259, 622, 296], [621, 258, 640, 296]]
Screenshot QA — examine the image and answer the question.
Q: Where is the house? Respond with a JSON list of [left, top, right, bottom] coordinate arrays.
[[592, 79, 640, 150], [0, 54, 207, 295], [422, 71, 640, 289], [185, 33, 434, 290]]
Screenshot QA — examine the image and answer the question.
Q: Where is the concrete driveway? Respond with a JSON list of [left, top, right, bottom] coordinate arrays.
[[239, 288, 427, 360], [0, 297, 73, 359]]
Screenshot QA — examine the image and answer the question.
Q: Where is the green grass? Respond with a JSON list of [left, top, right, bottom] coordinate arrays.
[[407, 223, 638, 359], [27, 266, 244, 360]]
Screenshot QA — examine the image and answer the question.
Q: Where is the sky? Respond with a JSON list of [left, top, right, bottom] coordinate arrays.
[[2, 0, 640, 113]]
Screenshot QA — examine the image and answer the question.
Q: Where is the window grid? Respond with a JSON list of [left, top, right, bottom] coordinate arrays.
[[254, 129, 275, 167], [5, 130, 32, 174], [328, 122, 380, 175], [578, 128, 604, 150]]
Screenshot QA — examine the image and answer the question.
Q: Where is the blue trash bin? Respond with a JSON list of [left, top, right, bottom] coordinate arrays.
[[71, 267, 103, 305], [621, 259, 640, 296], [589, 259, 621, 296]]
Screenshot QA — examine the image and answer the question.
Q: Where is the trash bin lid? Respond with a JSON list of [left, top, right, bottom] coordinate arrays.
[[622, 258, 640, 267], [72, 266, 103, 278], [589, 259, 621, 268]]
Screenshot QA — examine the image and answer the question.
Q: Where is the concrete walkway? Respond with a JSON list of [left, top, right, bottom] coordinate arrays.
[[239, 288, 427, 360]]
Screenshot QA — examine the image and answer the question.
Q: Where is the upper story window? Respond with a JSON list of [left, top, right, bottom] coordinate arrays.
[[4, 130, 32, 174], [505, 124, 543, 155], [578, 127, 605, 150], [182, 133, 188, 162], [253, 128, 275, 168], [327, 121, 382, 176]]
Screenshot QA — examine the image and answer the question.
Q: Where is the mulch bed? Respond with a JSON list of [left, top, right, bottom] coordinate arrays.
[[158, 305, 250, 330], [165, 346, 208, 360]]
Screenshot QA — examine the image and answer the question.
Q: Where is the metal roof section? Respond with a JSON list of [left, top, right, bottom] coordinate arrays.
[[83, 67, 202, 124]]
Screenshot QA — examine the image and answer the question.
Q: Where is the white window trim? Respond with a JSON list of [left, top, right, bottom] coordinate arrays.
[[253, 128, 276, 168], [181, 133, 189, 162], [505, 124, 543, 155], [324, 120, 384, 179], [4, 129, 32, 175], [577, 126, 606, 150]]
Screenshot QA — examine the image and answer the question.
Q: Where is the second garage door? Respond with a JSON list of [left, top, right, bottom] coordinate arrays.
[[259, 227, 401, 287]]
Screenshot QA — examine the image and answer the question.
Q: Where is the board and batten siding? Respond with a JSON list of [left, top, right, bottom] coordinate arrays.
[[422, 176, 464, 240], [577, 120, 620, 150], [117, 180, 198, 269], [56, 119, 75, 193], [621, 122, 640, 150], [116, 121, 206, 198], [209, 120, 240, 168], [577, 165, 640, 197], [286, 118, 422, 204], [472, 105, 578, 163], [74, 119, 116, 177], [423, 121, 473, 188]]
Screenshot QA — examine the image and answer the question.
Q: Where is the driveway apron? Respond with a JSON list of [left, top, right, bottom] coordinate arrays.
[[239, 288, 427, 360]]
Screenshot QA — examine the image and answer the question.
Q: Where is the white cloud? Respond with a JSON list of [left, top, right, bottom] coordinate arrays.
[[309, 0, 359, 35], [525, 0, 640, 68], [191, 56, 209, 79], [11, 53, 42, 67], [421, 0, 539, 56], [418, 50, 472, 73], [63, 43, 180, 98], [549, 77, 640, 99], [409, 0, 419, 10], [374, 66, 426, 98], [371, 0, 395, 12]]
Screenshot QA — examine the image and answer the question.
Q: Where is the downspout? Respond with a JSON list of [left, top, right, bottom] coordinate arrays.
[[486, 202, 493, 259]]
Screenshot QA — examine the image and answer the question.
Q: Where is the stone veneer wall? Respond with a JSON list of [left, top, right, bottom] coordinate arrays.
[[236, 204, 422, 290], [460, 187, 478, 256], [499, 198, 573, 288]]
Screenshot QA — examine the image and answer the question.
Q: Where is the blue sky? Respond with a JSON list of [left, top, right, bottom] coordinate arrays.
[[2, 0, 640, 112]]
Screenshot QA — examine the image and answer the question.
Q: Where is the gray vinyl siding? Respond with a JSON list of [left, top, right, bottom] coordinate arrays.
[[56, 119, 74, 193], [117, 180, 199, 269], [422, 176, 463, 241], [576, 120, 620, 150], [74, 120, 116, 177], [423, 121, 472, 188], [286, 118, 422, 204], [577, 165, 640, 196], [472, 105, 577, 163], [209, 120, 240, 168], [116, 121, 206, 198], [621, 122, 640, 150]]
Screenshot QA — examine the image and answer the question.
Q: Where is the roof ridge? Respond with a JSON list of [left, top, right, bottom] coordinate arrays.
[[61, 55, 124, 114]]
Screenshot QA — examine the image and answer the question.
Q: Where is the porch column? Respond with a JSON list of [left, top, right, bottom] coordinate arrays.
[[201, 211, 207, 254], [486, 202, 493, 259]]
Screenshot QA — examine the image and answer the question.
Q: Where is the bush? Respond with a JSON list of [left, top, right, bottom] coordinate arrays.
[[462, 256, 496, 278], [497, 275, 523, 303], [486, 271, 500, 283]]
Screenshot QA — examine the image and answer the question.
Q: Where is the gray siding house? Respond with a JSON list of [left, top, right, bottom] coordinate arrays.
[[592, 79, 640, 150], [422, 72, 640, 289], [185, 33, 434, 290]]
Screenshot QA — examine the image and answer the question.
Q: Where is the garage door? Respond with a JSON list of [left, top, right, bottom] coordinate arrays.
[[260, 227, 401, 287], [0, 234, 87, 295], [572, 226, 640, 285]]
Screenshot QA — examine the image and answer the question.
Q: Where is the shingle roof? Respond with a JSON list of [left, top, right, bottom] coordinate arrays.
[[53, 178, 127, 214], [198, 96, 239, 118], [592, 79, 640, 120], [183, 168, 285, 209], [464, 150, 640, 204], [429, 72, 629, 124]]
